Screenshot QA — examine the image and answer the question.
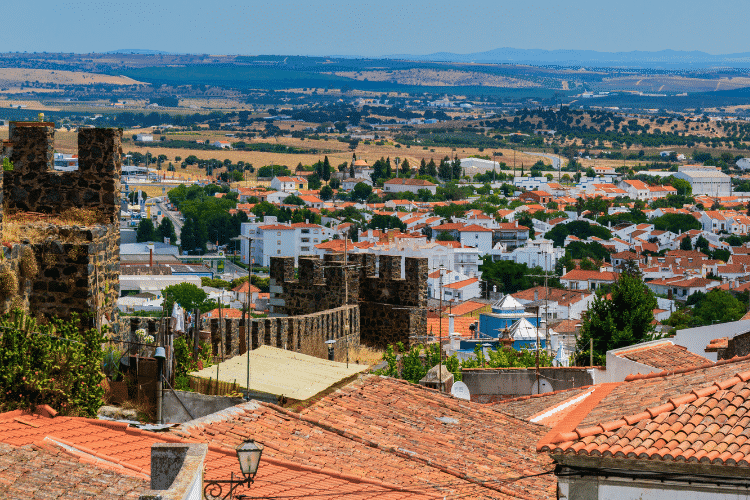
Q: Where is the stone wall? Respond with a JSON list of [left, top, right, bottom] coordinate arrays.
[[208, 305, 359, 363], [270, 253, 427, 348], [5, 124, 122, 223], [0, 123, 122, 329]]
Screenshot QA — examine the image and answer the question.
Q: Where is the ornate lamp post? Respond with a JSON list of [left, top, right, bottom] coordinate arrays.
[[204, 439, 264, 499]]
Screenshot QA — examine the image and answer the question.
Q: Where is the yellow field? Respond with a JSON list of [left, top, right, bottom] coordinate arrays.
[[333, 69, 540, 88], [0, 68, 143, 86]]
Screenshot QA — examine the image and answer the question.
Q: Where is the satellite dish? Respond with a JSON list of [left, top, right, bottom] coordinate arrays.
[[451, 381, 471, 400], [531, 378, 553, 395]]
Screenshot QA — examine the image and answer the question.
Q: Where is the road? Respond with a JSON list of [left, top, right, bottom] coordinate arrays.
[[148, 196, 183, 241], [523, 151, 564, 170]]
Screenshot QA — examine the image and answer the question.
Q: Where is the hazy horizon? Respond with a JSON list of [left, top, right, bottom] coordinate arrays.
[[5, 0, 750, 58]]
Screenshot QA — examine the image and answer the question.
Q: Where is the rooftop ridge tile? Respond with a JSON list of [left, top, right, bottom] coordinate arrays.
[[624, 354, 750, 382], [536, 383, 621, 452]]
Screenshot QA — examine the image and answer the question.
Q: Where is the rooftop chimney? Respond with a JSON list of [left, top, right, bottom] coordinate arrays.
[[534, 290, 538, 301], [448, 314, 455, 335]]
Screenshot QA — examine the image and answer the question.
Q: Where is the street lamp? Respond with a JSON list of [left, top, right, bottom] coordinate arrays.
[[325, 339, 336, 361], [203, 439, 264, 499]]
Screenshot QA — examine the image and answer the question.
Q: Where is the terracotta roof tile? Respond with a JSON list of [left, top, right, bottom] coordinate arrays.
[[171, 375, 556, 499], [540, 371, 750, 468], [615, 342, 712, 372], [0, 441, 149, 498], [0, 407, 427, 500]]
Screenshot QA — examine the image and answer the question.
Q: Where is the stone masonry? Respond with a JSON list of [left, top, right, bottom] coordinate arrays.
[[0, 123, 122, 330], [270, 254, 427, 349], [208, 305, 359, 363]]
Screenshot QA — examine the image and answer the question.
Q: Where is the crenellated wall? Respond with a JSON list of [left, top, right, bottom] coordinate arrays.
[[5, 124, 121, 223], [206, 305, 359, 363], [0, 123, 122, 330], [270, 254, 427, 348]]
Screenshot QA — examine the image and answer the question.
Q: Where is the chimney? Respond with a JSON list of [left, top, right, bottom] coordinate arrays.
[[448, 314, 455, 335], [562, 267, 567, 276], [534, 290, 538, 301], [149, 247, 153, 268]]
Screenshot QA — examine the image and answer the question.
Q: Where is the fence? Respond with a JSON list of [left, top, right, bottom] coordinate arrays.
[[187, 376, 240, 396]]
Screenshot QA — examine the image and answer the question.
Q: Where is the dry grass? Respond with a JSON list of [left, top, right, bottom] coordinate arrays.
[[352, 345, 385, 367], [0, 68, 142, 86], [3, 208, 110, 244]]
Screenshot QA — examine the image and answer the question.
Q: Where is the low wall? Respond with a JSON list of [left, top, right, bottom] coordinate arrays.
[[462, 367, 597, 402], [210, 305, 360, 363], [162, 390, 250, 424]]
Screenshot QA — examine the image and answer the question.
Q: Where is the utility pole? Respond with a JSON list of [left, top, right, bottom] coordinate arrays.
[[251, 238, 253, 401]]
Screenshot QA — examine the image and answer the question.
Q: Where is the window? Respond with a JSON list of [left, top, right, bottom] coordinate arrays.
[[277, 232, 281, 236], [277, 250, 281, 254], [301, 229, 310, 234], [277, 240, 281, 245]]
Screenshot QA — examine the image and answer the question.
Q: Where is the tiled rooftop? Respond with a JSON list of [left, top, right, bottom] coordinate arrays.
[[541, 370, 750, 467], [171, 375, 556, 499], [579, 355, 750, 429], [491, 387, 591, 424], [0, 406, 426, 500], [0, 441, 148, 499], [614, 341, 712, 372]]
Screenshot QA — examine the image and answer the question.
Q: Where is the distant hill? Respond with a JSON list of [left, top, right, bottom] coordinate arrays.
[[107, 49, 172, 55], [384, 48, 750, 69]]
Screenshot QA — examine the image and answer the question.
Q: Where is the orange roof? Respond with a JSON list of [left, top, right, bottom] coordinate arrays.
[[561, 270, 618, 281], [448, 300, 488, 316], [202, 307, 244, 319], [169, 376, 554, 498], [456, 224, 492, 232], [540, 365, 750, 467], [232, 281, 261, 294], [0, 407, 419, 499], [443, 277, 479, 290], [614, 341, 712, 372], [384, 178, 436, 186], [427, 316, 478, 337]]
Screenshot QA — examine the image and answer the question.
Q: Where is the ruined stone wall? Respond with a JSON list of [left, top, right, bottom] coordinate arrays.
[[269, 253, 427, 348], [5, 124, 122, 223], [269, 254, 357, 316], [0, 123, 122, 329], [209, 305, 360, 363]]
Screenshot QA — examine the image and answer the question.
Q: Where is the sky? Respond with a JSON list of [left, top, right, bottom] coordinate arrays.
[[5, 0, 749, 57]]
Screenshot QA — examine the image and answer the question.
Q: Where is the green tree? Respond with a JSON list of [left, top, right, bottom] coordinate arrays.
[[162, 282, 211, 314], [157, 217, 177, 244], [352, 182, 373, 201], [319, 185, 333, 201], [479, 257, 560, 294], [136, 219, 157, 242], [283, 194, 305, 206], [369, 214, 406, 232], [400, 158, 411, 176], [436, 231, 456, 241], [180, 217, 196, 252], [652, 213, 702, 233], [427, 158, 438, 177], [688, 289, 746, 326], [680, 237, 693, 251], [576, 269, 657, 365]]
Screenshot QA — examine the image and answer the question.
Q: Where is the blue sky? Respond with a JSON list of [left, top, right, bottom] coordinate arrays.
[[5, 0, 748, 56]]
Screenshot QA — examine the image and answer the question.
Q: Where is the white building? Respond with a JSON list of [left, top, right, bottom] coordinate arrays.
[[675, 165, 731, 197], [135, 134, 153, 142], [271, 176, 307, 192], [240, 217, 333, 266], [456, 225, 493, 254], [383, 178, 437, 195], [211, 140, 232, 149]]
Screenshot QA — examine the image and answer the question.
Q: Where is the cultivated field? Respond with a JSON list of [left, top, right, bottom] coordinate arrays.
[[333, 69, 541, 88], [0, 68, 143, 86]]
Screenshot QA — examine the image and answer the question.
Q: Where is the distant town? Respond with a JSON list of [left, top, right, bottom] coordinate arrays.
[[3, 51, 750, 499]]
